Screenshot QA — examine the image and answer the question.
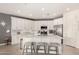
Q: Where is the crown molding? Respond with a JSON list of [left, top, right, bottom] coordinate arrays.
[[0, 12, 63, 21]]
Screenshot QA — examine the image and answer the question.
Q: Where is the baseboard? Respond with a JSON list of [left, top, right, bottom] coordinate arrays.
[[63, 44, 76, 48]]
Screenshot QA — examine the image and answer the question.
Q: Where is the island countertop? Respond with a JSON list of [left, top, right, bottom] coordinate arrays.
[[22, 34, 62, 44]]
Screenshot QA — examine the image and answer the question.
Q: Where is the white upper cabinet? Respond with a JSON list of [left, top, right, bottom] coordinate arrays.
[[11, 17, 62, 33], [11, 17, 34, 32], [11, 17, 25, 31], [24, 20, 34, 32], [34, 21, 54, 31], [53, 18, 63, 25], [34, 18, 63, 31]]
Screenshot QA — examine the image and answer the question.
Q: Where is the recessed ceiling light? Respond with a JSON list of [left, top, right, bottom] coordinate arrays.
[[42, 15, 45, 17], [1, 21, 5, 26], [41, 8, 45, 11], [46, 13, 50, 16], [53, 13, 56, 16], [29, 14, 32, 16], [66, 8, 70, 11], [17, 10, 21, 13], [23, 3, 28, 5], [6, 29, 10, 33]]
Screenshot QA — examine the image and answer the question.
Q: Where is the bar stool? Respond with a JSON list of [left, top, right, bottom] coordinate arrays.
[[22, 42, 33, 55], [36, 42, 47, 54], [48, 43, 60, 55]]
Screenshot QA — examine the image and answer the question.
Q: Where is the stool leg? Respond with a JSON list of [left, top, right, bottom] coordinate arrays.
[[48, 46, 49, 54], [36, 46, 38, 54], [31, 45, 35, 53], [33, 46, 36, 53], [56, 47, 59, 55], [44, 46, 46, 54], [22, 48, 25, 55], [34, 46, 37, 54], [31, 46, 32, 54], [26, 47, 28, 54], [22, 45, 26, 55], [31, 45, 35, 54]]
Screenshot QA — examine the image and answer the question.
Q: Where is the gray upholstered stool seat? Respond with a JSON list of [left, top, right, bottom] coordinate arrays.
[[48, 43, 60, 55], [36, 42, 47, 54]]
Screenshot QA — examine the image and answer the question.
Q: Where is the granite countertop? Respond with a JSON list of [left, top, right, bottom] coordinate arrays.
[[21, 34, 62, 39]]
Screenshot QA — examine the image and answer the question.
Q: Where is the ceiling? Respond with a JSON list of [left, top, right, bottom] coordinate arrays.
[[0, 3, 79, 19]]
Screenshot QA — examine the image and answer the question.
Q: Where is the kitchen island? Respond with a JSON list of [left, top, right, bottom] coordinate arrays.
[[21, 34, 62, 54]]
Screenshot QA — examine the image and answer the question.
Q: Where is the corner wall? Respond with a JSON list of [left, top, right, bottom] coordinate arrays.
[[0, 13, 11, 43], [63, 10, 79, 48]]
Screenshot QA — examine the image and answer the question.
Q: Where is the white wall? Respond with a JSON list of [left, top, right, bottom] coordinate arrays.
[[63, 10, 79, 48]]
